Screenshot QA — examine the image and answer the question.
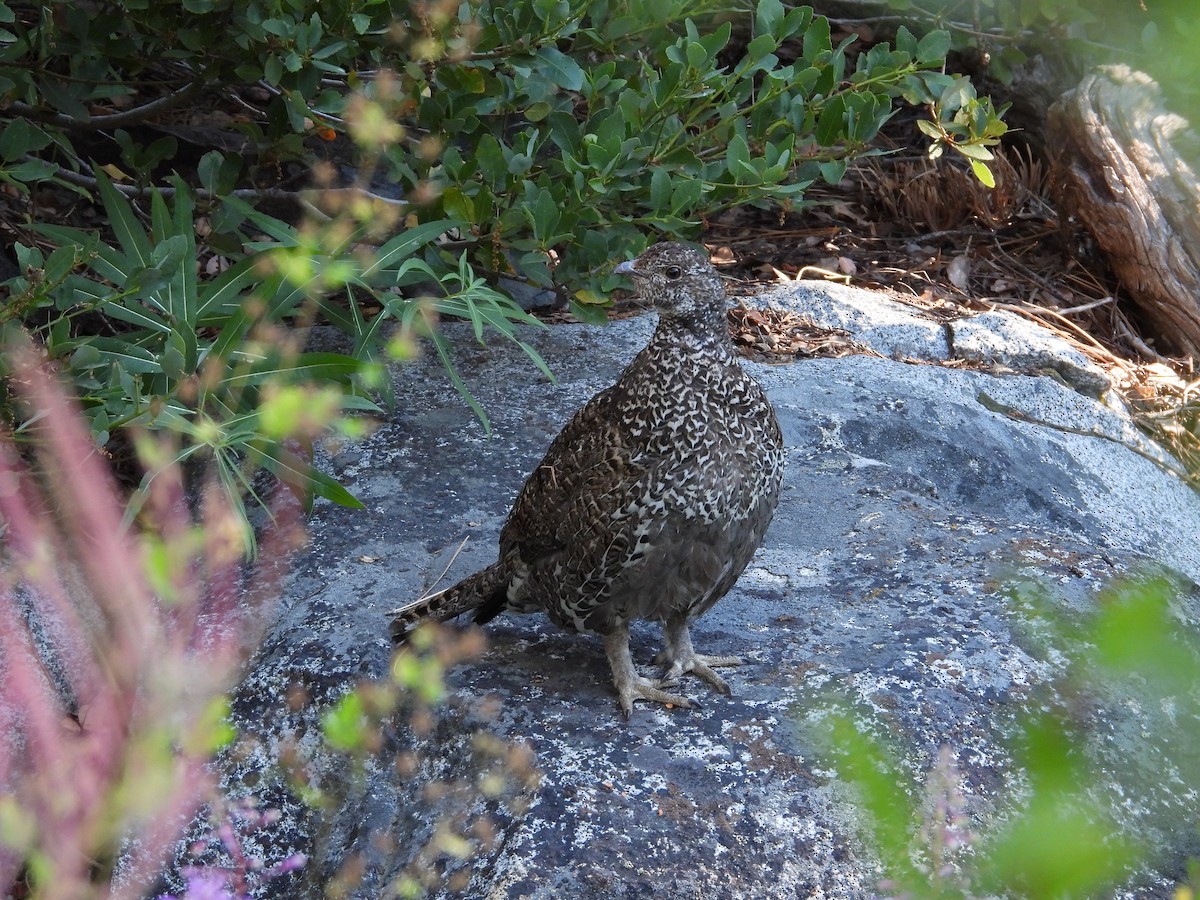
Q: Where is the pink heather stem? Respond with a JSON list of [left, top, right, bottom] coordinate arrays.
[[13, 351, 160, 704]]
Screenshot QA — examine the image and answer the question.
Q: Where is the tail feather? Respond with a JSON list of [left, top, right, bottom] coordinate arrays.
[[389, 564, 505, 642]]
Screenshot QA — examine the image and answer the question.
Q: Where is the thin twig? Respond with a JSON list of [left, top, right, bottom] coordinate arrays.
[[28, 158, 410, 221], [9, 78, 210, 131], [1115, 315, 1169, 363], [418, 535, 472, 603], [1057, 296, 1115, 316]]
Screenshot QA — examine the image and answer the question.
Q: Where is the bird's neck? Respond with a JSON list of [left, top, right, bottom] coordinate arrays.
[[651, 308, 735, 360]]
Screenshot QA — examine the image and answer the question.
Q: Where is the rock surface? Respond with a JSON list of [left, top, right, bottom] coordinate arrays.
[[186, 281, 1200, 898]]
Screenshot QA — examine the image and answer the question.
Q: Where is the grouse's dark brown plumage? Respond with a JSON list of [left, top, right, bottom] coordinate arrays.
[[390, 242, 785, 715]]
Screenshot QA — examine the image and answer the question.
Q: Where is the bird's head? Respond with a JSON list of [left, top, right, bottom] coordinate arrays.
[[613, 242, 727, 336]]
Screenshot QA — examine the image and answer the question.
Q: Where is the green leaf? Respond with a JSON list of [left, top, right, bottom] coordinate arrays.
[[161, 329, 189, 380], [128, 266, 169, 298], [99, 299, 171, 333], [916, 29, 952, 63], [195, 257, 260, 322], [207, 274, 284, 361], [3, 158, 57, 183], [649, 168, 671, 211], [88, 338, 163, 374], [43, 245, 79, 285], [802, 12, 833, 61], [818, 159, 847, 185], [264, 54, 283, 85], [699, 20, 733, 58], [253, 441, 364, 509], [893, 25, 918, 58], [221, 351, 364, 386], [166, 177, 198, 327], [814, 94, 846, 146], [755, 0, 785, 39], [150, 234, 189, 280], [916, 118, 943, 139], [526, 100, 552, 122], [222, 196, 299, 244], [956, 142, 995, 161], [95, 170, 153, 269], [70, 343, 103, 369], [527, 187, 559, 243], [534, 47, 585, 91], [475, 134, 509, 186], [441, 186, 476, 224], [0, 119, 52, 162], [198, 151, 227, 195], [569, 297, 609, 324], [740, 38, 778, 81], [726, 134, 751, 181], [360, 219, 459, 282]]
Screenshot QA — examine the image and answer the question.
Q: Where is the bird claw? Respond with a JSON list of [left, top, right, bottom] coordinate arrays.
[[616, 677, 694, 718]]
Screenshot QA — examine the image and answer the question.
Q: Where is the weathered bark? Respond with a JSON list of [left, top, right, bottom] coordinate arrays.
[[1048, 65, 1200, 358]]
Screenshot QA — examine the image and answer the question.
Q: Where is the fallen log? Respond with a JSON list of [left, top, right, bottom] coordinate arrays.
[[1048, 64, 1200, 359]]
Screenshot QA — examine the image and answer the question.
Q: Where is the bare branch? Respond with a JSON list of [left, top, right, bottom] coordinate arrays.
[[8, 77, 210, 131]]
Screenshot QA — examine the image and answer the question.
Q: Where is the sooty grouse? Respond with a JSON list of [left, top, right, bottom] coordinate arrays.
[[389, 242, 785, 715]]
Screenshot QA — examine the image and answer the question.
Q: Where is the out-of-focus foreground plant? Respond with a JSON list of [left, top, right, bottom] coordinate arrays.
[[313, 623, 540, 898], [0, 339, 306, 898], [805, 575, 1200, 897]]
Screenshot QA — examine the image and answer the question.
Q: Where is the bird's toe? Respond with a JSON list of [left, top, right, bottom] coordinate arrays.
[[656, 652, 743, 696], [688, 660, 733, 696], [615, 676, 694, 718]]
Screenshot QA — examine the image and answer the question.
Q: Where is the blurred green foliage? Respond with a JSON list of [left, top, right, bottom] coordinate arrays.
[[878, 0, 1200, 121], [312, 623, 539, 897], [806, 575, 1200, 897]]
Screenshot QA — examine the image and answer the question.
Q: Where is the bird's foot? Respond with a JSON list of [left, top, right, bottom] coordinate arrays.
[[655, 652, 743, 696], [614, 674, 694, 718], [604, 628, 694, 718]]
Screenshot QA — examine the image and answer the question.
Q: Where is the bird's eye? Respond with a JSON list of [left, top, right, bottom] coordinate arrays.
[[664, 265, 683, 280]]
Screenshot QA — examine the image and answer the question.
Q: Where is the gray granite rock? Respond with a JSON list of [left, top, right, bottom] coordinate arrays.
[[757, 280, 1112, 396], [179, 285, 1200, 899], [949, 309, 1111, 396], [758, 280, 952, 362]]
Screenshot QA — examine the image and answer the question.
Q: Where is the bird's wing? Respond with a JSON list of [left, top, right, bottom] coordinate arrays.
[[500, 388, 649, 568]]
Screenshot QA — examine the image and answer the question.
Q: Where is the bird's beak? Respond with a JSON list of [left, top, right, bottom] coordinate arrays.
[[613, 259, 638, 277]]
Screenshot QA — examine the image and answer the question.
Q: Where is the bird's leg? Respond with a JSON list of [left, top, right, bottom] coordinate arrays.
[[655, 617, 743, 696], [603, 625, 693, 718]]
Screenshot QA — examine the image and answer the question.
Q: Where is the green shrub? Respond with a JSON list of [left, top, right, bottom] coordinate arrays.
[[392, 0, 1007, 315], [876, 0, 1200, 117], [2, 0, 1007, 312], [0, 166, 547, 546], [0, 0, 1007, 534]]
